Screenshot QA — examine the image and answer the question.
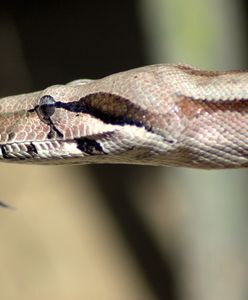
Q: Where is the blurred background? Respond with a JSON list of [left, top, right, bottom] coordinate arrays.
[[0, 1, 248, 300]]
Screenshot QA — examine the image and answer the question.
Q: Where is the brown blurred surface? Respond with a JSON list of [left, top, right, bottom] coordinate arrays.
[[0, 164, 154, 300]]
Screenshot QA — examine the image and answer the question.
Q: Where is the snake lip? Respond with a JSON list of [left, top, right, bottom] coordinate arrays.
[[0, 137, 106, 162], [0, 140, 62, 160]]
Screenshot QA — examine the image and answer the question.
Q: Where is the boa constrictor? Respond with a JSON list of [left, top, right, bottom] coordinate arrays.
[[0, 64, 247, 169]]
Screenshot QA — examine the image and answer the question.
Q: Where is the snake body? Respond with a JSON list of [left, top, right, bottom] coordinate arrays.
[[0, 64, 248, 169]]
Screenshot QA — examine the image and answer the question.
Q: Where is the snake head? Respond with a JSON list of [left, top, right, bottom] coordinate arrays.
[[0, 80, 172, 165]]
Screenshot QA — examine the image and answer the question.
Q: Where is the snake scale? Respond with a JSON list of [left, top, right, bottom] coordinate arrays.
[[0, 63, 248, 169]]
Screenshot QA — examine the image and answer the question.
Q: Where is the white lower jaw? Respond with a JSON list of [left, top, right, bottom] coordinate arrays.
[[0, 140, 84, 163]]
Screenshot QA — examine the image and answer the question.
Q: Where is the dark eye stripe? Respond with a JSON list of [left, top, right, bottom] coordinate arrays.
[[55, 92, 150, 129]]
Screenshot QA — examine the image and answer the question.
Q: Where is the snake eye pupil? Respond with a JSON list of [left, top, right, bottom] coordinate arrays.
[[38, 95, 56, 118]]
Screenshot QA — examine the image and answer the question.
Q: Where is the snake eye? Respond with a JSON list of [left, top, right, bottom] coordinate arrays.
[[38, 95, 56, 118]]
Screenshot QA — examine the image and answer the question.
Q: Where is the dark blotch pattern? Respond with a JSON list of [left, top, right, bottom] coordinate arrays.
[[1, 143, 38, 160], [56, 92, 151, 130], [75, 137, 104, 155], [47, 126, 64, 140], [8, 132, 15, 141], [1, 146, 10, 159], [26, 143, 38, 156]]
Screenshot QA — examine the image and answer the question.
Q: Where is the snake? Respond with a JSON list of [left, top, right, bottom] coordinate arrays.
[[0, 63, 248, 169]]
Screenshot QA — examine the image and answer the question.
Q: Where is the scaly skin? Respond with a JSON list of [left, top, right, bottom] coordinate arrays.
[[0, 64, 248, 169]]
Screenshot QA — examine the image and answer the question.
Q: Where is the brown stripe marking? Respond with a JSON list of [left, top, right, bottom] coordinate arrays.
[[176, 64, 246, 77], [56, 92, 157, 131], [56, 93, 178, 143], [177, 97, 248, 119]]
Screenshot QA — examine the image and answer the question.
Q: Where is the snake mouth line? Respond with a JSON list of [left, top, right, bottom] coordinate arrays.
[[0, 140, 62, 160], [0, 137, 105, 161]]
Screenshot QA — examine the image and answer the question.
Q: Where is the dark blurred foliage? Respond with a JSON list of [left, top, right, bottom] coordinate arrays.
[[2, 1, 146, 86]]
